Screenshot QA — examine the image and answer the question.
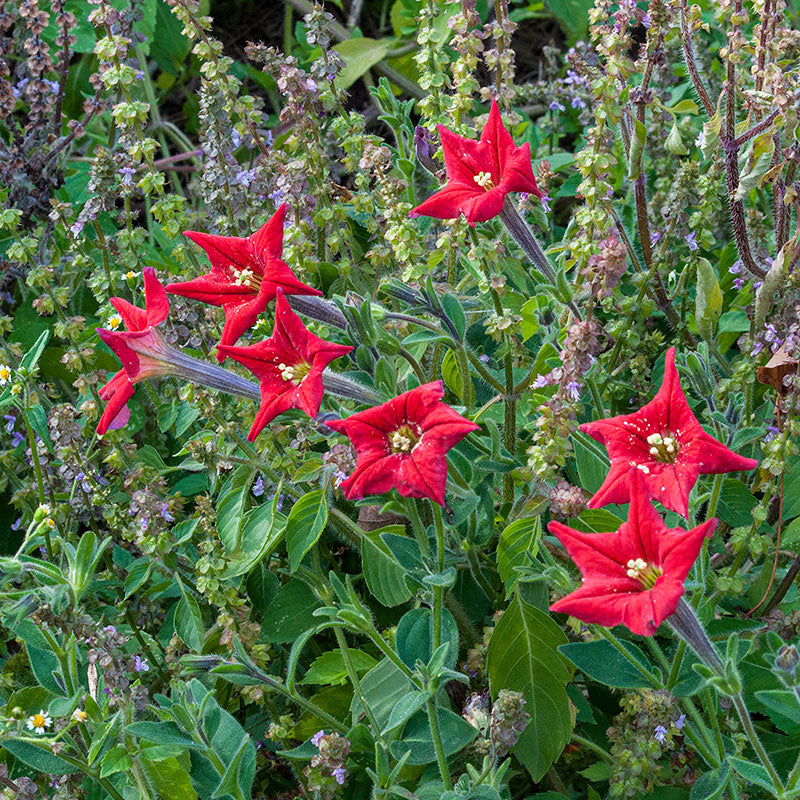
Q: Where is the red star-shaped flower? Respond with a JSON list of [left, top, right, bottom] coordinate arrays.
[[96, 267, 171, 435], [216, 291, 353, 441], [165, 203, 322, 361], [581, 348, 758, 517], [326, 381, 479, 506], [550, 471, 717, 636], [409, 99, 541, 226]]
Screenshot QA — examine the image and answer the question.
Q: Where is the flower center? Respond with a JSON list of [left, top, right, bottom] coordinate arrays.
[[646, 432, 679, 464], [32, 714, 46, 728], [277, 361, 311, 385], [625, 558, 663, 589], [389, 424, 421, 454], [473, 171, 495, 190], [231, 266, 262, 291]]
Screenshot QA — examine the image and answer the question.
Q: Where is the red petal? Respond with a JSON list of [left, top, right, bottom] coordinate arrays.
[[249, 203, 287, 265], [499, 142, 541, 197], [97, 371, 135, 436], [110, 297, 147, 332], [460, 187, 507, 224], [439, 125, 491, 184], [142, 267, 170, 326], [183, 229, 253, 274], [338, 453, 402, 500], [410, 183, 479, 221], [165, 273, 255, 306], [480, 99, 518, 179]]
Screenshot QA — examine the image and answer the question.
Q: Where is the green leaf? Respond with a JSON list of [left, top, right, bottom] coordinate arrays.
[[350, 658, 413, 730], [3, 739, 79, 774], [174, 587, 204, 652], [486, 592, 573, 781], [665, 121, 688, 155], [727, 757, 776, 792], [100, 745, 132, 777], [754, 689, 800, 727], [695, 258, 722, 341], [690, 761, 729, 800], [390, 707, 477, 765], [125, 558, 154, 599], [20, 329, 51, 372], [262, 580, 322, 643], [497, 516, 541, 597], [558, 639, 656, 688], [543, 0, 594, 39], [285, 490, 328, 572], [572, 432, 610, 494], [141, 756, 198, 800], [717, 479, 758, 527], [441, 349, 461, 398], [567, 509, 625, 532], [221, 495, 287, 579], [383, 690, 429, 734], [300, 649, 377, 686], [361, 526, 413, 607], [333, 38, 388, 90], [668, 99, 699, 115], [216, 478, 250, 554], [395, 607, 458, 670], [127, 721, 199, 747]]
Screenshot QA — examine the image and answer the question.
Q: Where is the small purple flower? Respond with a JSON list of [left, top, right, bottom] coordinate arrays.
[[565, 381, 581, 400], [333, 470, 348, 488], [733, 277, 745, 290], [641, 12, 652, 27], [729, 260, 742, 275], [571, 96, 586, 109], [11, 517, 23, 531], [252, 476, 265, 497], [754, 280, 763, 292], [541, 194, 552, 214], [12, 78, 28, 99], [673, 714, 686, 730], [532, 375, 549, 389], [159, 502, 174, 522], [685, 232, 698, 252], [268, 189, 284, 205], [305, 79, 318, 92], [332, 767, 347, 785], [10, 432, 24, 448], [231, 129, 243, 148], [549, 100, 565, 112], [765, 425, 780, 444], [654, 725, 667, 743], [3, 414, 15, 433], [235, 168, 258, 188], [133, 655, 149, 673], [479, 354, 490, 363], [119, 166, 136, 186], [695, 131, 705, 148], [135, 71, 145, 81], [752, 340, 764, 356], [311, 730, 325, 747], [764, 323, 780, 344], [650, 231, 661, 246], [103, 625, 117, 634], [140, 518, 149, 532], [70, 221, 84, 236]]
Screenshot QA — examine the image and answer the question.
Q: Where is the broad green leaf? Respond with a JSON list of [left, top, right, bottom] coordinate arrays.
[[543, 0, 594, 39], [300, 649, 377, 686], [717, 479, 757, 527], [221, 495, 287, 579], [262, 580, 322, 643], [3, 739, 79, 774], [361, 526, 412, 607], [20, 329, 51, 372], [333, 38, 388, 90], [695, 258, 722, 341], [567, 509, 625, 532], [127, 721, 199, 747], [216, 477, 250, 554], [727, 757, 776, 792], [497, 516, 541, 597], [754, 689, 800, 727], [487, 593, 572, 781], [350, 658, 413, 730], [141, 755, 198, 800], [690, 761, 729, 800], [174, 587, 204, 652], [558, 639, 655, 688], [285, 490, 328, 572], [572, 432, 610, 494], [100, 745, 132, 777], [389, 707, 477, 765], [383, 691, 429, 734], [396, 607, 458, 670]]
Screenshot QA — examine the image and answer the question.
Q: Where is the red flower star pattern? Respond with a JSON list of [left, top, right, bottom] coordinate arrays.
[[165, 203, 321, 361], [549, 471, 717, 636], [326, 381, 479, 506], [580, 347, 758, 517], [409, 99, 541, 226], [216, 291, 353, 441], [96, 268, 170, 435]]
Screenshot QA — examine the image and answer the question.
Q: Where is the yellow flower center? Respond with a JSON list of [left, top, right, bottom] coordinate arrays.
[[473, 171, 495, 190], [108, 315, 122, 330], [0, 365, 10, 383], [32, 714, 46, 728], [646, 432, 679, 464], [389, 424, 421, 454], [231, 266, 262, 291], [625, 558, 663, 589], [277, 361, 311, 385]]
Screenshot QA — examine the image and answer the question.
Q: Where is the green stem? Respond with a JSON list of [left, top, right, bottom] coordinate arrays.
[[333, 625, 384, 741], [667, 640, 687, 690], [707, 474, 724, 519], [432, 504, 445, 652], [572, 733, 614, 763], [587, 376, 607, 418], [426, 699, 452, 790], [594, 626, 661, 685], [731, 692, 783, 791], [405, 498, 431, 560], [453, 345, 475, 410], [703, 688, 726, 760]]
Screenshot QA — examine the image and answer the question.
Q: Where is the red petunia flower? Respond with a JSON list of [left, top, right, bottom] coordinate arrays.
[[96, 268, 171, 435], [409, 99, 541, 226], [165, 203, 322, 361], [580, 348, 758, 517], [549, 471, 717, 636], [326, 381, 479, 506], [216, 291, 353, 441]]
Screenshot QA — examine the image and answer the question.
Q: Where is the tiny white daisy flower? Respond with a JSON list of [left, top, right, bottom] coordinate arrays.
[[0, 364, 10, 385], [26, 709, 52, 734]]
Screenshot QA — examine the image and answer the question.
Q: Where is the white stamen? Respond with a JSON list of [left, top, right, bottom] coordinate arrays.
[[473, 171, 494, 189]]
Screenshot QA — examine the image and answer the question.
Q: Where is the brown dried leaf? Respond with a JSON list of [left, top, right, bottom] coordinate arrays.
[[757, 343, 797, 395]]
